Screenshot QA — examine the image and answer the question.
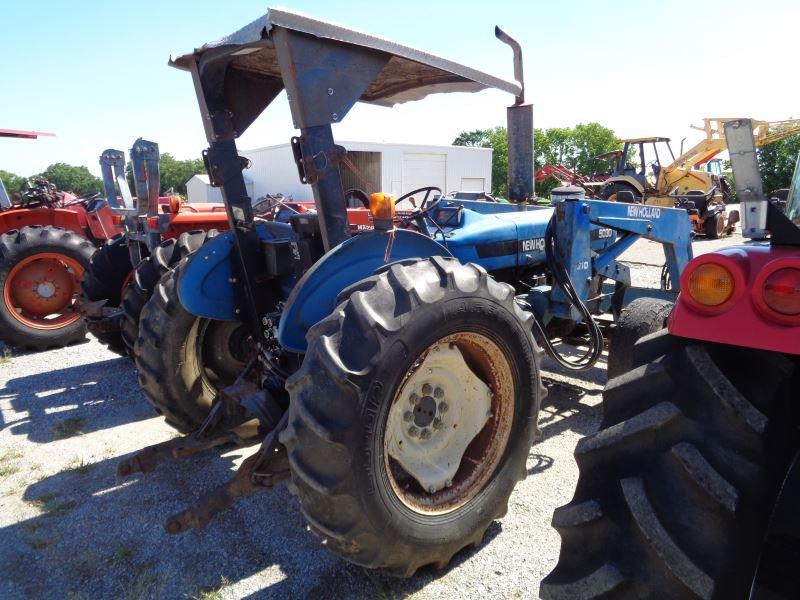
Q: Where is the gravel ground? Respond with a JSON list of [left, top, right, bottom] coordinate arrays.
[[0, 228, 745, 599]]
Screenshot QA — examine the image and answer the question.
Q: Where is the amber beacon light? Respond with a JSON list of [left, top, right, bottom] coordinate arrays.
[[369, 192, 396, 230]]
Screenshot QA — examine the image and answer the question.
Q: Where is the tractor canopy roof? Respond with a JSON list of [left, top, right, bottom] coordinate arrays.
[[170, 7, 522, 135], [619, 136, 671, 144]]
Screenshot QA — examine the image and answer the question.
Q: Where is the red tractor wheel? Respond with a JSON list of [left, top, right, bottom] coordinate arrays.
[[0, 226, 95, 350]]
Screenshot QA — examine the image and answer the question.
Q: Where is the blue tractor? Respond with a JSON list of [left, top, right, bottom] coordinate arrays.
[[121, 9, 693, 575]]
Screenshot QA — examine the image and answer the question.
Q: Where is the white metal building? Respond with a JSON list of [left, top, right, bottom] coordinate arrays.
[[186, 173, 254, 203], [239, 141, 492, 207]]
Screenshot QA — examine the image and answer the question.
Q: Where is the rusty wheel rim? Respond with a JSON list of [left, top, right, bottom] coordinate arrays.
[[3, 253, 84, 329], [383, 331, 515, 515]]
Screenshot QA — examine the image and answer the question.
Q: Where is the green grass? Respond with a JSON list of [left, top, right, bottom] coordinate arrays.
[[112, 542, 136, 564], [51, 417, 86, 439], [29, 493, 77, 517], [119, 564, 170, 600], [0, 464, 20, 477], [192, 576, 232, 600], [26, 536, 55, 550], [0, 448, 24, 477], [63, 457, 95, 476]]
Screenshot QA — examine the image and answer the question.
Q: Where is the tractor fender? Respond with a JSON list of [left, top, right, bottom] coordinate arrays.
[[0, 206, 89, 237], [176, 221, 295, 320], [278, 229, 451, 353], [604, 176, 645, 196]]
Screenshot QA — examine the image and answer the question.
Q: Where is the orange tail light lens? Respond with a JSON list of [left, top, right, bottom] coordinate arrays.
[[687, 263, 734, 306], [763, 268, 800, 316], [368, 192, 396, 221]]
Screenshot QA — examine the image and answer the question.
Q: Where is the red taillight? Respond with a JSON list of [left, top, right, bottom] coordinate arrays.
[[763, 268, 800, 316], [111, 214, 123, 225], [147, 216, 160, 230]]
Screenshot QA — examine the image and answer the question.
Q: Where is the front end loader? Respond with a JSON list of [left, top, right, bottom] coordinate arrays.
[[119, 8, 696, 576]]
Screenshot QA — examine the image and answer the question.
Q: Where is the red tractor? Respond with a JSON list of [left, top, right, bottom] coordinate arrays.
[[0, 129, 125, 350], [542, 120, 800, 598]]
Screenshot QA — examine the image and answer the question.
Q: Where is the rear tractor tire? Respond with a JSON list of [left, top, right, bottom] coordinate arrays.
[[280, 256, 545, 575], [134, 252, 250, 433], [121, 229, 217, 354], [79, 234, 136, 356], [541, 335, 800, 599], [0, 226, 95, 350]]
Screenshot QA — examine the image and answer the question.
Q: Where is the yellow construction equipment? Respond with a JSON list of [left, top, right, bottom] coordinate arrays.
[[599, 118, 800, 237]]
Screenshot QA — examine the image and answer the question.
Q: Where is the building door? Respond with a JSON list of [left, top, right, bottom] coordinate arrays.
[[460, 177, 486, 192], [401, 152, 446, 209]]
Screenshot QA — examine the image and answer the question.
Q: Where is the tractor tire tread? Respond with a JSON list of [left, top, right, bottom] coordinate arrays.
[[281, 256, 544, 576], [541, 337, 799, 600]]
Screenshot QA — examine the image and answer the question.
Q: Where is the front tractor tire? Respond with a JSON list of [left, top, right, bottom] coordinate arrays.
[[607, 297, 673, 379], [80, 234, 136, 356], [541, 333, 799, 599], [134, 254, 250, 433], [281, 257, 544, 575], [0, 226, 95, 350]]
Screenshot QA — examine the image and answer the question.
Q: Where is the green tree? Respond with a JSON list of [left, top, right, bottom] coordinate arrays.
[[158, 153, 205, 195], [570, 123, 620, 175], [124, 153, 205, 196], [757, 134, 800, 194], [455, 122, 621, 198], [35, 163, 103, 196], [453, 126, 509, 197], [0, 170, 26, 194]]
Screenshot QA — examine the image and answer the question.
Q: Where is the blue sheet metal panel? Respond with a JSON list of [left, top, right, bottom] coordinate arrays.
[[278, 229, 450, 353], [442, 210, 524, 270], [177, 222, 295, 320]]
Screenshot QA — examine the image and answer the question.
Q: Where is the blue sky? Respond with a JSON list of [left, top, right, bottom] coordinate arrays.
[[2, 0, 798, 178]]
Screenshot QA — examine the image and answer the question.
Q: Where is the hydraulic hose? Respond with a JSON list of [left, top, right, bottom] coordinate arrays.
[[527, 216, 605, 371]]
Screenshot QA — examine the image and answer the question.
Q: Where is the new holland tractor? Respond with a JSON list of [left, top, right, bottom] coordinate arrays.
[[118, 9, 695, 575], [541, 120, 800, 598]]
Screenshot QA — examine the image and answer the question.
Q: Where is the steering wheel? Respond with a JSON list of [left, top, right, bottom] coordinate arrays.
[[394, 186, 442, 233]]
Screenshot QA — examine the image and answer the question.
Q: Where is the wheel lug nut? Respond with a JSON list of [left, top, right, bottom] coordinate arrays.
[[438, 401, 448, 413], [420, 428, 431, 440], [434, 387, 444, 399], [432, 417, 443, 430], [422, 383, 432, 395], [403, 411, 413, 422], [409, 393, 419, 406], [445, 479, 452, 488], [427, 485, 437, 493], [408, 426, 419, 438]]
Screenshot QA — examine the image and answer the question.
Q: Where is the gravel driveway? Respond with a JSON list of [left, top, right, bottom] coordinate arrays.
[[0, 229, 745, 599]]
